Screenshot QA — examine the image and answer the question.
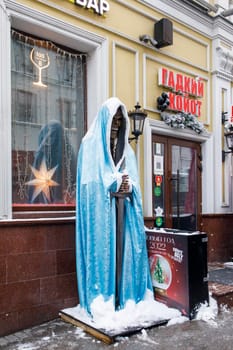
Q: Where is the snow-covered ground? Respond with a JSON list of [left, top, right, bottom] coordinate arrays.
[[2, 294, 233, 350]]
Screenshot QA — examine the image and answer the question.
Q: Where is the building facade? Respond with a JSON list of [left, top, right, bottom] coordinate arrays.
[[0, 0, 233, 336]]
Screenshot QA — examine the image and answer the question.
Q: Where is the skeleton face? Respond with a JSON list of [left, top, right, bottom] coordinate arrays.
[[111, 107, 123, 140]]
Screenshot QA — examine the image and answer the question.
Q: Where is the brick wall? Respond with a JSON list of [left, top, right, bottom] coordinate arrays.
[[202, 214, 233, 263], [0, 219, 78, 336]]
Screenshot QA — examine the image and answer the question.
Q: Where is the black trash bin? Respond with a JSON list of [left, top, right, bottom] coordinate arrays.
[[146, 228, 209, 319]]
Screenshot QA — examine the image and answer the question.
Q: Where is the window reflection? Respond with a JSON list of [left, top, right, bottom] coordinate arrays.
[[11, 30, 86, 205]]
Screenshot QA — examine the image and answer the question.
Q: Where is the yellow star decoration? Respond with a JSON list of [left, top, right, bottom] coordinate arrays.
[[26, 158, 59, 202]]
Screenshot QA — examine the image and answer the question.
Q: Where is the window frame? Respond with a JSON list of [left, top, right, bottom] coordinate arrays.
[[11, 30, 87, 212], [1, 1, 108, 220]]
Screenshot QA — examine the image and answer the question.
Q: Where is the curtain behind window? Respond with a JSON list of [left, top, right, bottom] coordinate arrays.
[[11, 30, 86, 206]]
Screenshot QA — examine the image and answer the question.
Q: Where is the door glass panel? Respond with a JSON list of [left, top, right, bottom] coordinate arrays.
[[152, 142, 165, 228], [171, 145, 197, 231]]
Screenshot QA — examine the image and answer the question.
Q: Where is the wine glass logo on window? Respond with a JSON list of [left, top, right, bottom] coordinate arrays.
[[30, 48, 50, 87]]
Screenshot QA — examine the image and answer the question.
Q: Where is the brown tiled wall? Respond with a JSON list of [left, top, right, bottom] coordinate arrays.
[[202, 214, 233, 263], [0, 219, 78, 336]]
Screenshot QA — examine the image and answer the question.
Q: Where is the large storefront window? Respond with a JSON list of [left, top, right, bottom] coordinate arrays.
[[11, 30, 86, 207]]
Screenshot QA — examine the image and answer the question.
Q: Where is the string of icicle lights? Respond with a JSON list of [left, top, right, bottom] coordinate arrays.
[[11, 29, 87, 60]]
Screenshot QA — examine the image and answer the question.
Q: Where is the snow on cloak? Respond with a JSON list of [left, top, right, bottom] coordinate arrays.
[[76, 97, 152, 315]]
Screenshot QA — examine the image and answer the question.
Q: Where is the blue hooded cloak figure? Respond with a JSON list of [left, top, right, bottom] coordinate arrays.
[[76, 97, 152, 314]]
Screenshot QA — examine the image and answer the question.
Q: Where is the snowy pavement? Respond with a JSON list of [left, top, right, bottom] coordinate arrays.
[[1, 302, 233, 350]]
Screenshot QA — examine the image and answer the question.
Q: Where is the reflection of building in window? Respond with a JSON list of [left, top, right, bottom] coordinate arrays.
[[27, 121, 76, 204], [56, 55, 75, 86], [11, 29, 86, 205], [57, 98, 76, 129], [12, 89, 37, 124], [172, 146, 193, 215], [12, 39, 33, 75]]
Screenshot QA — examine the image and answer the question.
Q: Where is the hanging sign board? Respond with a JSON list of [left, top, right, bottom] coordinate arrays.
[[158, 67, 204, 117], [70, 0, 110, 16]]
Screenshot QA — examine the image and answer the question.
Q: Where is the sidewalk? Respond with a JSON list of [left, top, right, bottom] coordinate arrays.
[[208, 262, 233, 308], [1, 263, 233, 349], [1, 308, 233, 350]]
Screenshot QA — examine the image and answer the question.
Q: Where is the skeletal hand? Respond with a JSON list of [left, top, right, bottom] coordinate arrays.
[[119, 174, 130, 192]]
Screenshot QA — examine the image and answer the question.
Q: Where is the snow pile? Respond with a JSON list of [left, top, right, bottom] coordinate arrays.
[[195, 295, 218, 327], [166, 295, 218, 327], [16, 344, 39, 350], [63, 292, 220, 333], [167, 315, 189, 326], [62, 289, 182, 332], [136, 329, 159, 345], [224, 261, 233, 269]]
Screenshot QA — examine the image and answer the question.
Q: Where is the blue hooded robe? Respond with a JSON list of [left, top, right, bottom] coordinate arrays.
[[76, 97, 152, 314]]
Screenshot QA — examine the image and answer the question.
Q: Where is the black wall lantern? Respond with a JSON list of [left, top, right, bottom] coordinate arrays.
[[222, 122, 233, 162], [222, 111, 228, 124], [128, 102, 147, 143]]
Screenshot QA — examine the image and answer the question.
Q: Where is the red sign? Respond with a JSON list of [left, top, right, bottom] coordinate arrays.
[[155, 175, 163, 186], [168, 92, 202, 117], [158, 67, 204, 117]]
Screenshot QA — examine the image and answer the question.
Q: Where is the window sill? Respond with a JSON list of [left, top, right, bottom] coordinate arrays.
[[12, 204, 75, 220]]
